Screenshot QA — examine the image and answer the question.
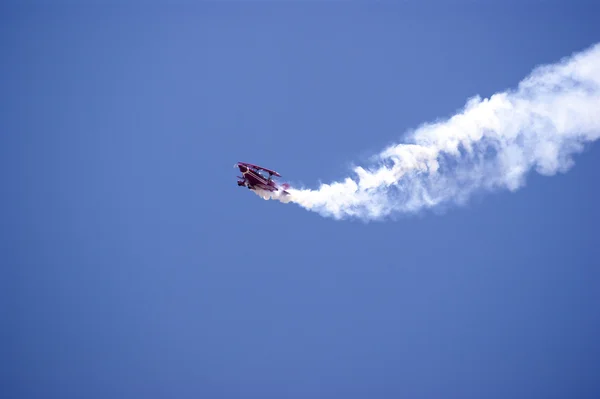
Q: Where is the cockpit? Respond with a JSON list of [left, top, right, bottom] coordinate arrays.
[[256, 170, 271, 181]]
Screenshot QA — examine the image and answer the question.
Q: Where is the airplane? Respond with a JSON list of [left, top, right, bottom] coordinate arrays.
[[235, 162, 290, 195]]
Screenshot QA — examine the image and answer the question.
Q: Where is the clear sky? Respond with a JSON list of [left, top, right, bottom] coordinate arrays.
[[2, 2, 600, 398]]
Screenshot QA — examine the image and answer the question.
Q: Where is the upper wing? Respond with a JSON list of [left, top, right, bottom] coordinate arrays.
[[238, 162, 282, 177]]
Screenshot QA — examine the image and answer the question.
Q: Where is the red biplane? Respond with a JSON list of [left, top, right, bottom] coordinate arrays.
[[235, 162, 290, 195]]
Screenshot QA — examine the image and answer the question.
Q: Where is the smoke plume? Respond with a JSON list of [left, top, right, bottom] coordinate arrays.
[[262, 43, 600, 221]]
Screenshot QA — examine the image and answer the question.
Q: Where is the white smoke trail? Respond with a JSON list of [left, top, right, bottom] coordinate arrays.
[[264, 43, 600, 221]]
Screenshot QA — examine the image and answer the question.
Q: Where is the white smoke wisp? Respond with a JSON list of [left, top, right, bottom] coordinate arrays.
[[266, 43, 600, 221], [251, 188, 294, 203]]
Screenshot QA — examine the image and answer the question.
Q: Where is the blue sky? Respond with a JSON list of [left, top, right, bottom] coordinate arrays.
[[2, 2, 600, 398]]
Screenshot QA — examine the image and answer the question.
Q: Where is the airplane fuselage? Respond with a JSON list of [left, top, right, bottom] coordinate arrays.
[[237, 164, 277, 191]]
